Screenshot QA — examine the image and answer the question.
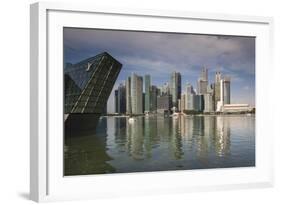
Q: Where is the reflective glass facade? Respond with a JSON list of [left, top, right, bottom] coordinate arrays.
[[64, 52, 122, 114], [64, 52, 122, 136]]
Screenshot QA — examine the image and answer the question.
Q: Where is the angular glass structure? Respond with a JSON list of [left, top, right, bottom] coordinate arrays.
[[64, 52, 122, 136]]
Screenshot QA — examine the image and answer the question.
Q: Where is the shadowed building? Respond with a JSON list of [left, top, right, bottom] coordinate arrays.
[[64, 52, 122, 136], [157, 95, 172, 116], [114, 83, 126, 114], [144, 75, 151, 113], [126, 76, 132, 114], [150, 85, 158, 112], [170, 72, 181, 109]]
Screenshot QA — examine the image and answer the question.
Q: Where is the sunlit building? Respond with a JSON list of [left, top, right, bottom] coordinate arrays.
[[197, 67, 208, 94], [204, 93, 214, 113], [180, 94, 186, 112], [214, 71, 222, 110], [131, 73, 143, 114], [221, 104, 252, 113], [216, 77, 231, 112]]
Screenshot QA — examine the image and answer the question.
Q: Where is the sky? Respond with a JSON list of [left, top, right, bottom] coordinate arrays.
[[64, 27, 255, 113]]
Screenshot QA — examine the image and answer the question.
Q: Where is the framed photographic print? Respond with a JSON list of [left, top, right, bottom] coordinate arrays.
[[30, 2, 274, 202]]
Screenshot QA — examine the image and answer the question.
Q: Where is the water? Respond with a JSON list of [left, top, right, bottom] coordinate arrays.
[[64, 115, 255, 176]]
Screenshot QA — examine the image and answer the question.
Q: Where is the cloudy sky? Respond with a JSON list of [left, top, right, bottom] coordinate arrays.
[[64, 27, 255, 113]]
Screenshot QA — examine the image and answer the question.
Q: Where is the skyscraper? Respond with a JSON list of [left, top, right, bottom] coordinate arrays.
[[194, 95, 204, 112], [144, 75, 151, 113], [180, 94, 186, 112], [204, 84, 214, 113], [126, 76, 132, 114], [216, 77, 231, 111], [114, 90, 118, 113], [160, 82, 170, 96], [214, 71, 222, 110], [157, 95, 172, 114], [131, 73, 143, 114], [116, 83, 126, 114], [197, 67, 208, 94], [204, 93, 214, 112], [186, 83, 195, 110], [222, 77, 231, 104], [150, 85, 158, 112], [170, 72, 181, 109]]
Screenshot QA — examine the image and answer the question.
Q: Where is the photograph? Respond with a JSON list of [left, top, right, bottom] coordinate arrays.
[[63, 27, 255, 176]]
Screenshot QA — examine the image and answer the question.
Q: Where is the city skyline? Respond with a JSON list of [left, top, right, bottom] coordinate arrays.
[[64, 28, 255, 113]]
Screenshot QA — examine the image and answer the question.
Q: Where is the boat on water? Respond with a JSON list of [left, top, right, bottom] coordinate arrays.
[[128, 117, 136, 123]]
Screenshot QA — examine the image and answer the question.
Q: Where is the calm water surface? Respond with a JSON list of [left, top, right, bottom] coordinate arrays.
[[64, 115, 255, 175]]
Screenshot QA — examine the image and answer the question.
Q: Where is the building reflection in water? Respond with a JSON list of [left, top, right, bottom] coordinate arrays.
[[214, 116, 231, 157], [64, 115, 252, 175], [122, 115, 231, 162], [127, 117, 144, 160], [171, 117, 184, 159], [64, 118, 116, 175]]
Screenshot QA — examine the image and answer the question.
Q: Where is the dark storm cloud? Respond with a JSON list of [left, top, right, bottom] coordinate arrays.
[[64, 28, 254, 76]]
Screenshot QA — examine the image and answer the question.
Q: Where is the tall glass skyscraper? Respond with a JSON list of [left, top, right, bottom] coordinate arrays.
[[186, 83, 195, 110], [114, 83, 126, 114], [170, 72, 181, 109], [222, 77, 231, 104], [64, 52, 122, 136], [126, 76, 132, 114], [144, 75, 151, 112], [150, 85, 158, 112], [197, 67, 208, 95], [214, 71, 222, 110]]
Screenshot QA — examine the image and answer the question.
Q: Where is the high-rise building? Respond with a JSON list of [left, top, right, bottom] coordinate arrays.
[[197, 67, 208, 94], [201, 66, 208, 81], [114, 90, 118, 113], [150, 85, 158, 112], [186, 83, 195, 95], [203, 84, 214, 113], [170, 72, 181, 108], [116, 83, 126, 114], [157, 95, 172, 112], [64, 52, 122, 136], [126, 76, 132, 114], [194, 95, 204, 112], [186, 83, 195, 110], [214, 71, 222, 110], [222, 77, 231, 104], [180, 94, 186, 112], [216, 77, 231, 111], [144, 75, 151, 112], [204, 93, 214, 113], [131, 73, 143, 114], [160, 82, 170, 96]]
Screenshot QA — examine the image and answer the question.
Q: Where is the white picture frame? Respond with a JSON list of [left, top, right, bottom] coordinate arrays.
[[30, 2, 274, 202]]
